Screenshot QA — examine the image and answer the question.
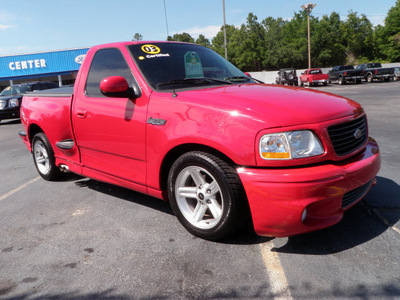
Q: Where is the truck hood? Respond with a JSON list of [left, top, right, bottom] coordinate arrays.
[[177, 84, 362, 128]]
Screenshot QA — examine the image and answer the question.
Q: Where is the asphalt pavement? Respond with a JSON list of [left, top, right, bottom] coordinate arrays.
[[0, 81, 399, 299]]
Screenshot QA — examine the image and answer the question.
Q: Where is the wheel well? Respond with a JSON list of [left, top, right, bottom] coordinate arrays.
[[28, 124, 44, 144], [159, 144, 237, 194]]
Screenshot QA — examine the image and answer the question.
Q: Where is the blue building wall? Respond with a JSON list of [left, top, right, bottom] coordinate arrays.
[[0, 48, 89, 81]]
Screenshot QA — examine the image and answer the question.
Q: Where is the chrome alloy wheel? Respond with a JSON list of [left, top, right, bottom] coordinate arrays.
[[175, 166, 223, 229], [33, 140, 50, 175]]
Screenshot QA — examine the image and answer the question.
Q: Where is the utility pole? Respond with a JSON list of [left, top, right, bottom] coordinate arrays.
[[301, 3, 316, 69]]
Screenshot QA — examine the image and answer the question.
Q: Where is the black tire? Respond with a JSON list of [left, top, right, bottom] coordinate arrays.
[[367, 74, 373, 83], [168, 151, 249, 240], [338, 76, 345, 85], [356, 79, 362, 84], [32, 132, 63, 181], [323, 82, 328, 86]]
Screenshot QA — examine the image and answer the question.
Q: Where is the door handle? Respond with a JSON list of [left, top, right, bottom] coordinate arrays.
[[76, 110, 87, 119]]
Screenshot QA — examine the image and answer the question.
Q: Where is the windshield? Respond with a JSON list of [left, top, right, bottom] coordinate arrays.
[[128, 43, 252, 90], [0, 85, 32, 96]]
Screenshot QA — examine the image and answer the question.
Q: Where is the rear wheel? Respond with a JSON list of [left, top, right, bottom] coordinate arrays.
[[32, 132, 63, 181], [367, 74, 373, 83], [338, 76, 345, 85], [168, 151, 249, 240]]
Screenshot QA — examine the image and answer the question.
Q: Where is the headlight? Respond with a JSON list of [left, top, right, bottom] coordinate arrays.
[[260, 130, 324, 160], [9, 98, 19, 107]]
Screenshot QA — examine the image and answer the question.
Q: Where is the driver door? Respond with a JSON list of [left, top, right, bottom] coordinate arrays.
[[72, 47, 148, 187]]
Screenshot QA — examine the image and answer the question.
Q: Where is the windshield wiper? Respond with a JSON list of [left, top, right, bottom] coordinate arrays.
[[224, 76, 252, 82], [157, 77, 233, 88]]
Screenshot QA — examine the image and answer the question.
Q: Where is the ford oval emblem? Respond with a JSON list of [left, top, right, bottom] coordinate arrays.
[[354, 128, 363, 139], [75, 54, 86, 64]]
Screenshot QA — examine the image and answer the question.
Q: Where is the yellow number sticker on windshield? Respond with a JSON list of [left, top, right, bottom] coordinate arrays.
[[141, 44, 161, 54]]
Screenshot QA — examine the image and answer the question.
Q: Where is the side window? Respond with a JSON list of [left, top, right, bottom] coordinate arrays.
[[85, 48, 135, 97]]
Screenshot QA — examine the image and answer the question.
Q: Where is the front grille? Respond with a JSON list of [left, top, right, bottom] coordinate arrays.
[[328, 115, 367, 156], [0, 100, 6, 109], [342, 180, 373, 209]]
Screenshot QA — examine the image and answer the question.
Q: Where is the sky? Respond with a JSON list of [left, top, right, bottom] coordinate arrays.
[[0, 0, 397, 56]]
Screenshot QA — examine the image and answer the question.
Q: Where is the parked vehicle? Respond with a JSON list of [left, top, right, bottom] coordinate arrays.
[[356, 63, 395, 82], [300, 68, 329, 86], [0, 82, 58, 122], [393, 66, 400, 80], [275, 68, 298, 86], [328, 65, 364, 85], [19, 41, 380, 240]]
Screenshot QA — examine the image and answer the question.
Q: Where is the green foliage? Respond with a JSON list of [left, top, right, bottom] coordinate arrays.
[[195, 34, 211, 47], [132, 33, 143, 41], [167, 32, 195, 43], [165, 2, 400, 71], [376, 0, 400, 61]]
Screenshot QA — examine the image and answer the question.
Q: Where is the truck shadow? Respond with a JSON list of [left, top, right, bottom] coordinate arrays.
[[74, 178, 174, 216], [270, 176, 400, 254], [72, 176, 398, 249]]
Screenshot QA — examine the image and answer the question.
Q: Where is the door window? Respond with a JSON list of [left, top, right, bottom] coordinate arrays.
[[85, 48, 135, 97]]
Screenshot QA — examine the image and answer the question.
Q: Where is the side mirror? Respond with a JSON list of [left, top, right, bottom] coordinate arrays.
[[100, 76, 139, 99]]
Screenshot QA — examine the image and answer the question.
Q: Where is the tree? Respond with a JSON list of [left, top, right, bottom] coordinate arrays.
[[211, 24, 238, 59], [377, 0, 400, 61], [132, 33, 143, 41], [261, 17, 286, 69], [167, 33, 194, 43], [195, 34, 211, 47], [341, 11, 374, 64], [312, 12, 346, 66]]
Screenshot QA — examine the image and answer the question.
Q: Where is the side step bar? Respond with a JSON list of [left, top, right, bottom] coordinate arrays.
[[56, 139, 74, 150]]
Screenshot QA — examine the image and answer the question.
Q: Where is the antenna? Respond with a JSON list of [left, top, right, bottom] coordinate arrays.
[[163, 0, 170, 39]]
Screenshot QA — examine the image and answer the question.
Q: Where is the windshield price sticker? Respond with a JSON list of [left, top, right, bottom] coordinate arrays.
[[141, 45, 161, 54], [139, 44, 170, 60], [184, 52, 203, 78]]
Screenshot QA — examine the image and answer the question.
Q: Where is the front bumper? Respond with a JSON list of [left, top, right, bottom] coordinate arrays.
[[237, 138, 380, 237], [345, 76, 364, 81], [374, 74, 394, 79], [0, 107, 20, 120]]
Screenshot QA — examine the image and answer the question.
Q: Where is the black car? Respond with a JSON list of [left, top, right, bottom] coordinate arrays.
[[0, 82, 59, 122], [275, 68, 298, 86]]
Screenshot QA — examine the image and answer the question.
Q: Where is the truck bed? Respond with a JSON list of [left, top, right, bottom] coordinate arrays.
[[24, 86, 74, 98]]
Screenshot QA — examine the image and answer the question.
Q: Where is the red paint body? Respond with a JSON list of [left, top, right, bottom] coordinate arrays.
[[20, 42, 380, 237]]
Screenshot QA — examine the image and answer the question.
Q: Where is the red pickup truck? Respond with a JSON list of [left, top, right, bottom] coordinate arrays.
[[19, 41, 380, 240], [300, 68, 329, 86]]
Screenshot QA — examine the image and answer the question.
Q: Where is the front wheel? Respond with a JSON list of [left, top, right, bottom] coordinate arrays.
[[32, 132, 63, 181], [168, 151, 249, 240]]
